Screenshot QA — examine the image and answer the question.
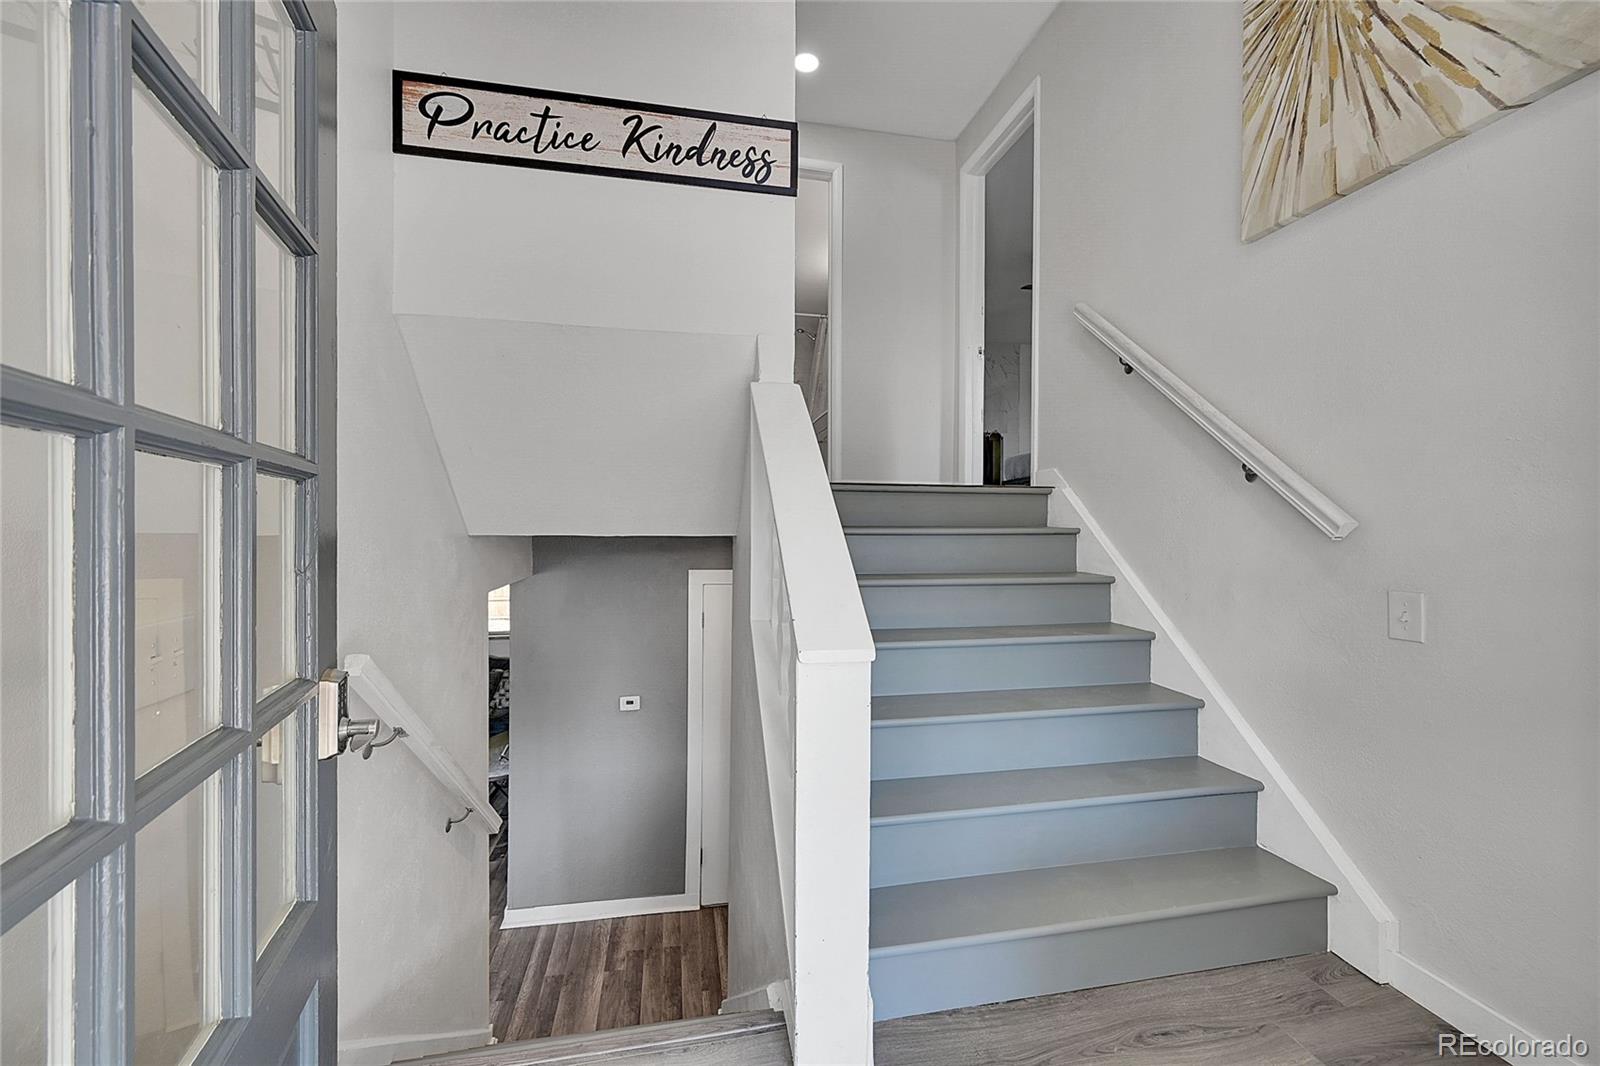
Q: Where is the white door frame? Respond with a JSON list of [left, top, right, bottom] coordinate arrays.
[[690, 570, 733, 906], [958, 77, 1041, 484], [798, 157, 844, 479]]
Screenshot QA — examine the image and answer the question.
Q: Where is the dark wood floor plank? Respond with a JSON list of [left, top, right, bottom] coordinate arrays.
[[641, 945, 685, 1026], [698, 908, 723, 1012], [502, 927, 552, 1041], [876, 953, 1351, 1066], [595, 959, 641, 1032], [680, 910, 703, 1019], [712, 907, 728, 999], [1274, 952, 1388, 1007], [531, 973, 565, 1041], [1278, 985, 1505, 1066]]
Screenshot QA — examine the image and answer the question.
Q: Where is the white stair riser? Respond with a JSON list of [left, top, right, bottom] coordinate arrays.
[[872, 708, 1197, 780], [869, 898, 1329, 1020], [848, 532, 1077, 574], [861, 582, 1111, 628], [872, 639, 1151, 696], [871, 792, 1258, 887], [833, 490, 1049, 528]]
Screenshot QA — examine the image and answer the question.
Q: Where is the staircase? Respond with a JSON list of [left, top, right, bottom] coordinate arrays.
[[834, 482, 1336, 1021]]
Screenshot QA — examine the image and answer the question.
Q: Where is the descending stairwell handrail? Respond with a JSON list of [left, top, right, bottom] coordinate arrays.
[[343, 654, 503, 835], [1074, 304, 1359, 541], [745, 342, 875, 1065]]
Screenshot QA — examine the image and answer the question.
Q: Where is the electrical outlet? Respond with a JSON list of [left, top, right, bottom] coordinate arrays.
[[1388, 590, 1425, 643], [619, 695, 641, 712]]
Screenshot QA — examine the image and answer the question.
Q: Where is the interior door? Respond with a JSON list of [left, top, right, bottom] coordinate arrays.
[[0, 1, 338, 1063]]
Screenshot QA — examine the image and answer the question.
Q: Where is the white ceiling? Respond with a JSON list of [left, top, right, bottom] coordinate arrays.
[[796, 1, 1058, 141]]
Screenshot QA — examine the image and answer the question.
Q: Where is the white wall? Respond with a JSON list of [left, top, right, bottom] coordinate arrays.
[[397, 316, 756, 536], [392, 1, 792, 344], [385, 2, 795, 537], [961, 2, 1598, 1053], [798, 123, 957, 483], [336, 4, 531, 1062]]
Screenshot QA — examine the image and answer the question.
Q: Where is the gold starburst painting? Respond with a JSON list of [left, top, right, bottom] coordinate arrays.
[[1242, 0, 1600, 241]]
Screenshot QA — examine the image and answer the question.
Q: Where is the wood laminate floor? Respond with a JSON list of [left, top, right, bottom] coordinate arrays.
[[874, 952, 1508, 1066], [488, 787, 729, 1045]]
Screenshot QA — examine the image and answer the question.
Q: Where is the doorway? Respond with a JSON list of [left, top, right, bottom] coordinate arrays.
[[958, 79, 1041, 486], [485, 548, 734, 1044], [796, 158, 843, 478]]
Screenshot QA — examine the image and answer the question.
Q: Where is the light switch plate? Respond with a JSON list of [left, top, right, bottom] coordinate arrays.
[[1388, 589, 1425, 643], [619, 695, 641, 712]]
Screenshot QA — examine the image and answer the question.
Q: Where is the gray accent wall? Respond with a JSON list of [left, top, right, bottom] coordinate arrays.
[[510, 537, 733, 910]]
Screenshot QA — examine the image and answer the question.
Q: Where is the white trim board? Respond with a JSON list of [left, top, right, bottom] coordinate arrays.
[[501, 892, 700, 930], [1033, 466, 1397, 980], [958, 77, 1041, 485], [691, 569, 734, 906], [336, 1025, 492, 1066], [1387, 953, 1587, 1066], [797, 158, 844, 480], [720, 979, 790, 1017]]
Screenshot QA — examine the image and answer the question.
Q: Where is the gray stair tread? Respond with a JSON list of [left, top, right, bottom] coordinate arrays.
[[845, 525, 1077, 536], [873, 622, 1154, 648], [869, 848, 1336, 956], [832, 482, 1052, 495], [870, 757, 1261, 824], [405, 1012, 785, 1065], [872, 683, 1203, 726], [857, 570, 1113, 587]]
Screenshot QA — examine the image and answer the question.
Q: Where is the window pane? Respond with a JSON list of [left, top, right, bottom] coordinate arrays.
[[0, 0, 73, 381], [255, 222, 298, 451], [0, 880, 75, 1065], [254, 1, 297, 204], [134, 775, 221, 1066], [256, 475, 297, 697], [135, 453, 222, 778], [0, 425, 76, 862], [487, 584, 510, 635], [256, 710, 300, 953], [133, 78, 221, 429], [133, 0, 220, 108]]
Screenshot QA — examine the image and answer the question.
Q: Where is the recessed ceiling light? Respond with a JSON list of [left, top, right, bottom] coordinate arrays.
[[795, 53, 820, 74]]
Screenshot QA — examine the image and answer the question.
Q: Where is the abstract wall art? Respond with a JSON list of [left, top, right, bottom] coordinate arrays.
[[1242, 1, 1600, 241]]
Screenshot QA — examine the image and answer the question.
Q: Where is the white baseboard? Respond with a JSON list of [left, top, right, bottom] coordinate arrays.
[[1389, 953, 1587, 1066], [500, 891, 698, 929], [337, 1025, 492, 1065], [1034, 467, 1397, 980]]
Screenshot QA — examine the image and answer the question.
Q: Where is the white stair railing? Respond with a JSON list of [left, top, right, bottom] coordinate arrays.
[[1074, 303, 1358, 540], [744, 335, 875, 1065], [343, 653, 502, 835]]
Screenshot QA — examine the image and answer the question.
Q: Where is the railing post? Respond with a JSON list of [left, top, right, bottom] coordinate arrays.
[[790, 660, 874, 1066]]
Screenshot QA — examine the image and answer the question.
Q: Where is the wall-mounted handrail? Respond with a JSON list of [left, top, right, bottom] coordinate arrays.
[[343, 653, 503, 835], [1074, 303, 1358, 541]]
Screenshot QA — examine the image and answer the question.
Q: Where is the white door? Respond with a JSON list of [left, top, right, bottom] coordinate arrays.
[[697, 579, 733, 905]]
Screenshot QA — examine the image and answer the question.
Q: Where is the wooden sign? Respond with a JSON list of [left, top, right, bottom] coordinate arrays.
[[393, 70, 797, 196]]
